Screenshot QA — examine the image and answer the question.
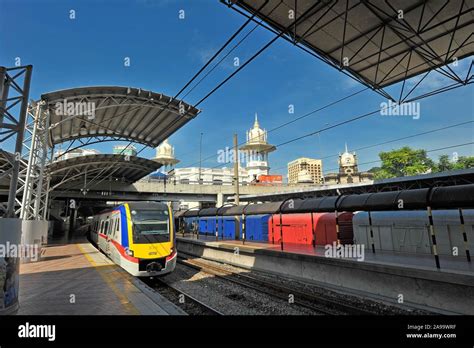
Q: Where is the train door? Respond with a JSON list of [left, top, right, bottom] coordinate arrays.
[[378, 225, 394, 251], [294, 224, 308, 244], [104, 219, 111, 256], [110, 217, 121, 263], [90, 219, 98, 244], [98, 220, 106, 251]]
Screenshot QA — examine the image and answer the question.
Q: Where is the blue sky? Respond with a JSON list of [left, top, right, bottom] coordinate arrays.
[[1, 0, 473, 176]]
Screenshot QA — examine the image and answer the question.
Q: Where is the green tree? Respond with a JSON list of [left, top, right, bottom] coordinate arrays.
[[435, 154, 454, 172], [453, 156, 474, 170], [370, 147, 435, 179]]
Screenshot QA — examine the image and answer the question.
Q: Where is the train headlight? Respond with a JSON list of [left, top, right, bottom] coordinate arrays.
[[125, 249, 134, 257]]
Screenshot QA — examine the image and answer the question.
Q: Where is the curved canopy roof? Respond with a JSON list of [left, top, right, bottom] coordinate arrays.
[[42, 86, 200, 148], [47, 154, 162, 189], [228, 0, 474, 89]]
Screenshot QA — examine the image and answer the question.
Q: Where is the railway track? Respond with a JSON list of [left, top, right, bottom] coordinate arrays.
[[177, 254, 375, 315], [144, 277, 224, 316]]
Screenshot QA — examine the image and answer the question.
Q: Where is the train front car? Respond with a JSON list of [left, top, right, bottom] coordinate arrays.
[[121, 202, 177, 277]]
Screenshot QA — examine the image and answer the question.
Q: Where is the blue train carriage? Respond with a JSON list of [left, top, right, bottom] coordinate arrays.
[[244, 214, 270, 241], [90, 201, 177, 277]]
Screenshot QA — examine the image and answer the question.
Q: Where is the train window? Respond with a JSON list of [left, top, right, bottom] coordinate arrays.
[[116, 217, 120, 232], [104, 220, 110, 235], [130, 208, 170, 244], [100, 221, 104, 234]]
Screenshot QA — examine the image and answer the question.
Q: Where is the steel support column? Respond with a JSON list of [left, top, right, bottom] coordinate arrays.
[[0, 65, 33, 218]]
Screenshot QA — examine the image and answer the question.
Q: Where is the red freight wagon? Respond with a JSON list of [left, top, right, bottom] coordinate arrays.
[[268, 213, 354, 246]]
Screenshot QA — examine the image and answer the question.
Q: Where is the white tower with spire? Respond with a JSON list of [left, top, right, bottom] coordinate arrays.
[[154, 138, 179, 173], [339, 142, 358, 175], [240, 113, 276, 181]]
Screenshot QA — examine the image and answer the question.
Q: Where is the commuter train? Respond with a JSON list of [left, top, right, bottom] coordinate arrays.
[[90, 201, 176, 277], [179, 209, 474, 257]]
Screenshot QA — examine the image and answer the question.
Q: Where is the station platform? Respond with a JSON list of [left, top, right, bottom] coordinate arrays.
[[18, 237, 185, 315], [183, 234, 474, 274], [177, 234, 474, 315]]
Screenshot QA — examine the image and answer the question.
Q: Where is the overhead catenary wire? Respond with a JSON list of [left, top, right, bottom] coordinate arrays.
[[74, 1, 322, 191], [322, 142, 474, 173], [73, 1, 471, 181], [157, 102, 400, 182], [266, 141, 474, 177], [178, 43, 473, 168], [181, 3, 281, 101], [151, 100, 474, 183], [157, 138, 474, 185], [177, 86, 369, 166], [60, 2, 273, 192], [248, 120, 474, 175], [57, 122, 474, 194], [154, 1, 321, 142], [319, 120, 474, 160], [59, 2, 473, 192]]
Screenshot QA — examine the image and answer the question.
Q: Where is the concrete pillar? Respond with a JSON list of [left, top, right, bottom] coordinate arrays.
[[21, 220, 48, 263], [216, 193, 224, 208], [68, 208, 76, 240]]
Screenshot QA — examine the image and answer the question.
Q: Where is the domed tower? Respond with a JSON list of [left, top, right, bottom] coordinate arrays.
[[154, 139, 179, 172], [240, 113, 276, 181]]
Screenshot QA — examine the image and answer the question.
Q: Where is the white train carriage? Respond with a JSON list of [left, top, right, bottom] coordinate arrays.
[[353, 209, 474, 256]]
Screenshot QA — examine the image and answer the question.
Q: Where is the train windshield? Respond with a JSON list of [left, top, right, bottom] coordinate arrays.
[[131, 209, 170, 244]]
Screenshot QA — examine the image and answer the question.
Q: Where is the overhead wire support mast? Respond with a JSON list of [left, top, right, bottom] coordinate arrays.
[[0, 65, 33, 218]]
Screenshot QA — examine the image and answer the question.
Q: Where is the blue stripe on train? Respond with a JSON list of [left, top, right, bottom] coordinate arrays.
[[119, 205, 129, 248]]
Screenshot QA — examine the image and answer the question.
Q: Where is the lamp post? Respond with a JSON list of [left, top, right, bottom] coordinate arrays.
[[198, 132, 203, 184]]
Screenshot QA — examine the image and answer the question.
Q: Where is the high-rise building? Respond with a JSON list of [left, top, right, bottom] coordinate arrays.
[[287, 158, 323, 184]]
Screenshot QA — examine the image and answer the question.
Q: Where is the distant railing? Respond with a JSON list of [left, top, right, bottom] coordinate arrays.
[[139, 176, 321, 187]]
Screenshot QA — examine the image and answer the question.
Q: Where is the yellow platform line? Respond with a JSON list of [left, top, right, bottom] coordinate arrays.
[[77, 244, 140, 315]]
